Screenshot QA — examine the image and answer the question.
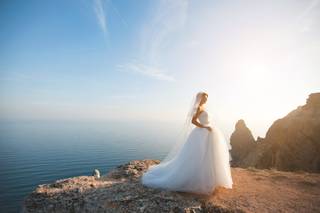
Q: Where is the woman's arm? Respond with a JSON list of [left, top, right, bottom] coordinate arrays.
[[191, 107, 212, 131]]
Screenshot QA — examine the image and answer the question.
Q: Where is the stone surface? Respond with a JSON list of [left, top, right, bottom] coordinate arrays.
[[230, 119, 256, 166], [230, 93, 320, 173], [23, 159, 320, 213]]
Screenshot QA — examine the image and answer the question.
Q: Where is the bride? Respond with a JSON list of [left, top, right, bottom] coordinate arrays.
[[141, 91, 233, 195]]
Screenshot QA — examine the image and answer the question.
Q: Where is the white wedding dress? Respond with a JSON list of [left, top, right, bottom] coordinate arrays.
[[141, 109, 233, 195]]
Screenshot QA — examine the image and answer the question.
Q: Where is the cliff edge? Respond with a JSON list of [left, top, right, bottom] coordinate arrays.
[[23, 159, 320, 213]]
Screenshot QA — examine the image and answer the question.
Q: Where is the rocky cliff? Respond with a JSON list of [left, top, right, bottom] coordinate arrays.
[[23, 159, 320, 213], [230, 120, 256, 167], [230, 93, 320, 172]]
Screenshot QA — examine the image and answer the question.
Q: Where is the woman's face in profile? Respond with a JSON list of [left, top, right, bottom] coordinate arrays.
[[201, 93, 208, 104]]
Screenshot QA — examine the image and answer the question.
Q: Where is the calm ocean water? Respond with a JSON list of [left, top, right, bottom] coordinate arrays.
[[0, 120, 180, 213]]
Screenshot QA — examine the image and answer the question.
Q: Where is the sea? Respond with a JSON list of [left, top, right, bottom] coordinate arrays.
[[0, 120, 181, 212]]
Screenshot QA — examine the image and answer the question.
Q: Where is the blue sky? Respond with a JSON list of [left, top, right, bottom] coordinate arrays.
[[1, 0, 320, 138]]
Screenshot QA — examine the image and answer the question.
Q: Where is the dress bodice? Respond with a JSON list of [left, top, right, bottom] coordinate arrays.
[[198, 110, 211, 126]]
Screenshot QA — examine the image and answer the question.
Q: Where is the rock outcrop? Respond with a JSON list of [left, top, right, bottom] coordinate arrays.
[[230, 120, 256, 166], [230, 92, 320, 173], [23, 159, 320, 213]]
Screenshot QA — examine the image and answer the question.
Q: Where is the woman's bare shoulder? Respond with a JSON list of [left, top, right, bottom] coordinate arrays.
[[198, 105, 205, 112]]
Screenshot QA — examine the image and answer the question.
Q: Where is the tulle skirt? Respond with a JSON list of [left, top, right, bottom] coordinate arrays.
[[141, 127, 233, 195]]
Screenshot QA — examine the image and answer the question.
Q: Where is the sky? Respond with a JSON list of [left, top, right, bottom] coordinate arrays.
[[1, 0, 320, 138]]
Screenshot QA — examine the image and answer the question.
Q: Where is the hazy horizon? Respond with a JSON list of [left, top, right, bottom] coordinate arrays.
[[1, 0, 320, 139]]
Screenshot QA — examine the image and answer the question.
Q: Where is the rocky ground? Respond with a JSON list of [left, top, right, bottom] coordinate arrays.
[[22, 159, 320, 213]]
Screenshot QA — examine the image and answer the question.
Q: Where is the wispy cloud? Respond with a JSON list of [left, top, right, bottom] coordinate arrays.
[[141, 0, 189, 64], [93, 0, 107, 35], [185, 40, 200, 48], [296, 0, 320, 32], [118, 0, 189, 82], [108, 0, 128, 28], [297, 0, 320, 20], [109, 94, 137, 100], [117, 62, 175, 82]]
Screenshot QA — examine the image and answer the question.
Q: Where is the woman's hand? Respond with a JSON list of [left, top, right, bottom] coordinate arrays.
[[206, 126, 212, 132]]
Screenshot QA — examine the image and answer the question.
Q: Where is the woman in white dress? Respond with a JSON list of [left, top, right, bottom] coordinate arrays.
[[141, 91, 233, 195]]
